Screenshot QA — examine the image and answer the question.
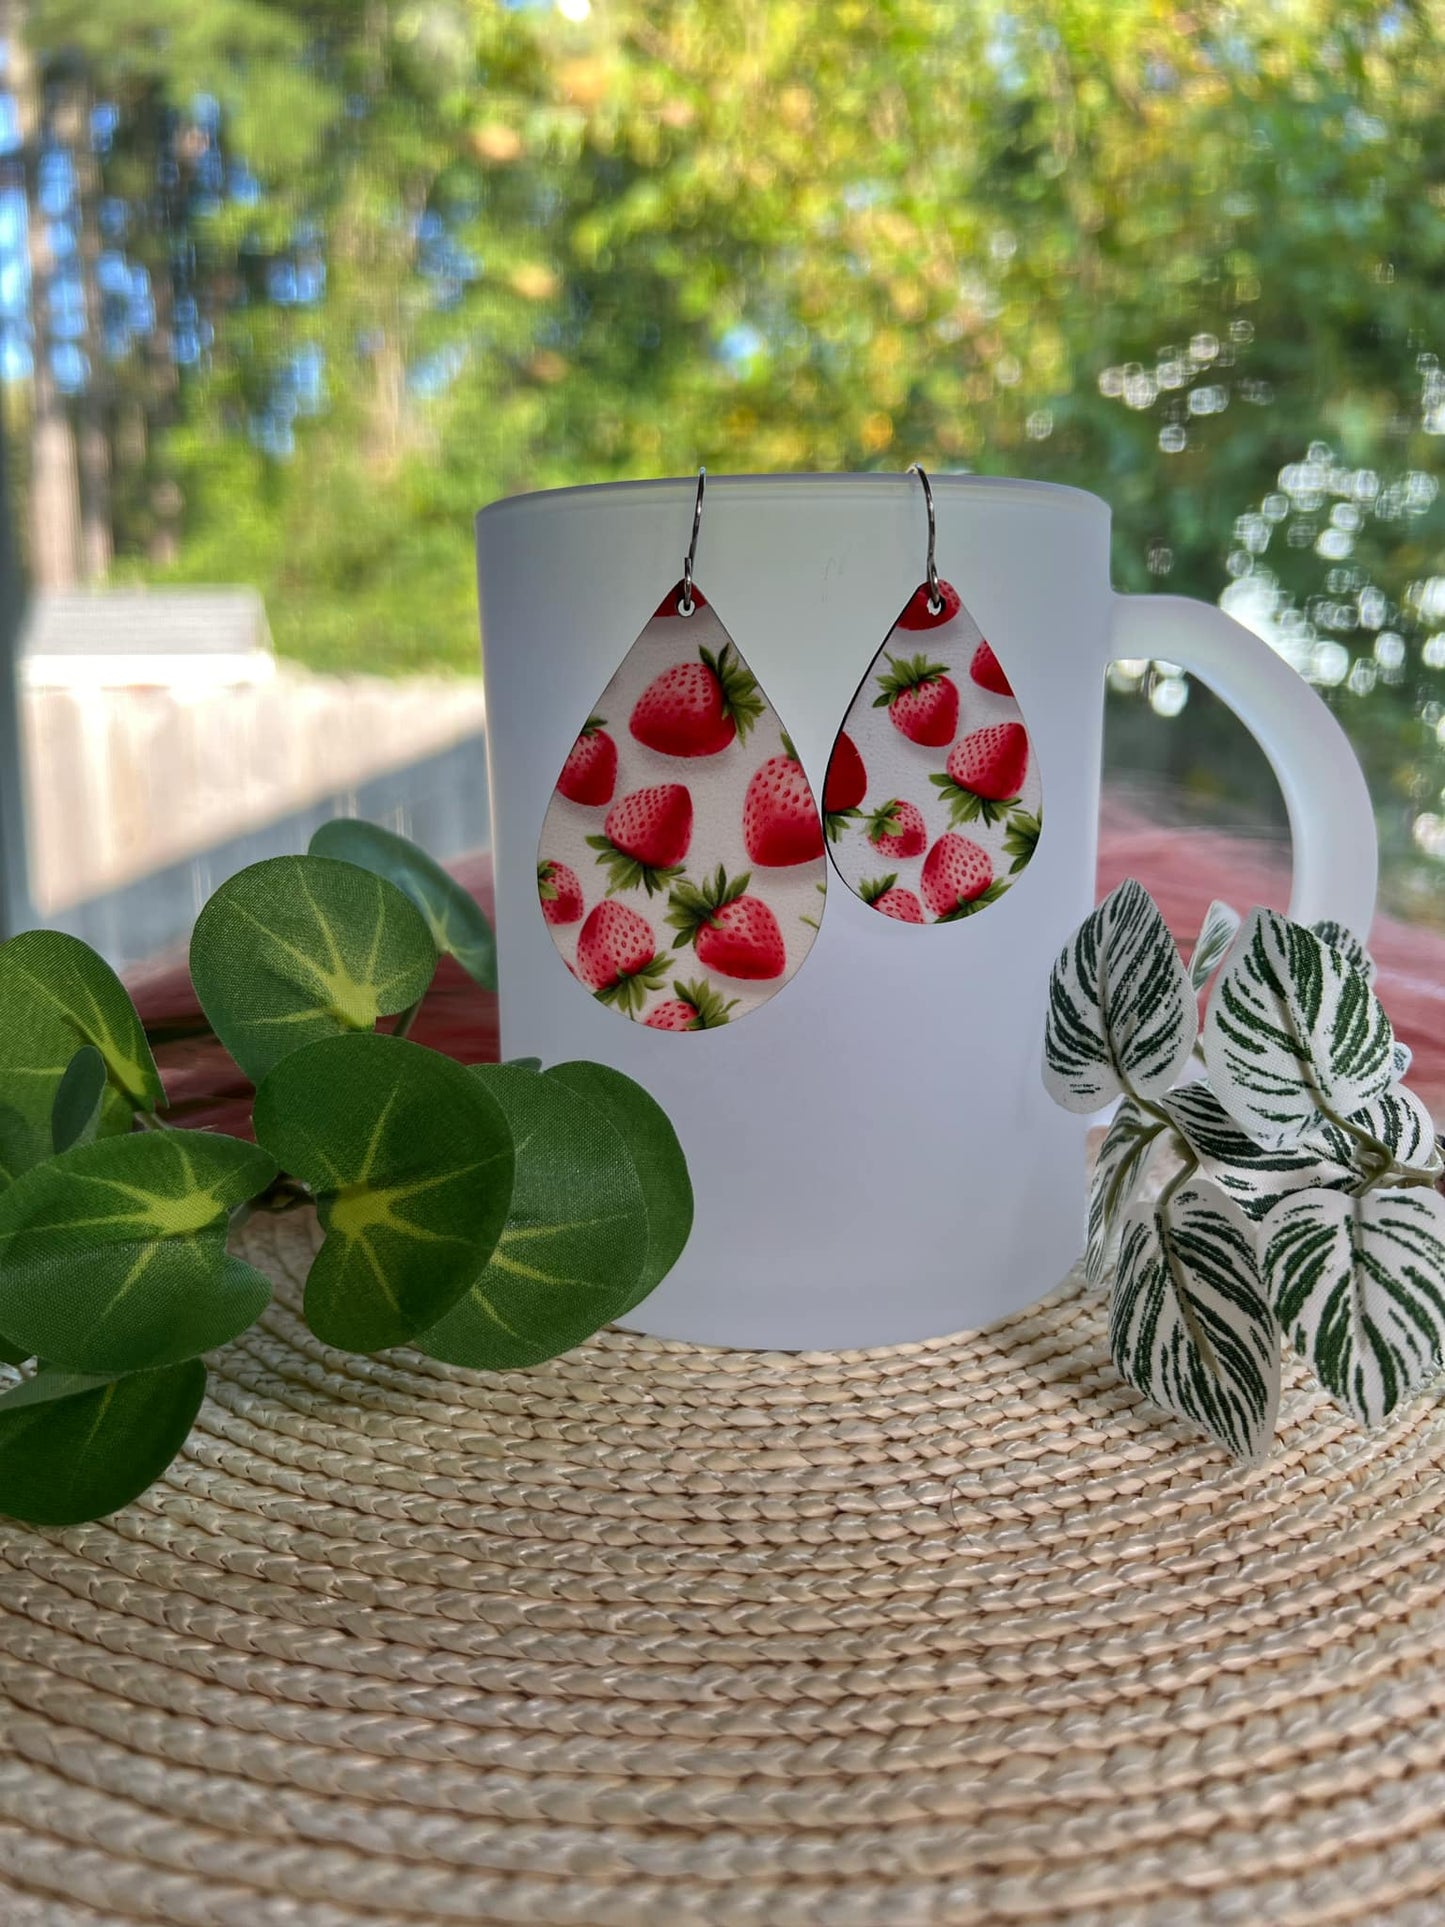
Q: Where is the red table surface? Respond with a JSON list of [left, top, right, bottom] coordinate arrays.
[[124, 818, 1445, 1134]]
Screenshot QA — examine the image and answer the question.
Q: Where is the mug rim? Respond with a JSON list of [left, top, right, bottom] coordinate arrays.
[[477, 470, 1111, 526]]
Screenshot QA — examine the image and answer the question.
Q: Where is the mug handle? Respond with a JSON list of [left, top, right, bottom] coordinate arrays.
[[1109, 593, 1378, 935]]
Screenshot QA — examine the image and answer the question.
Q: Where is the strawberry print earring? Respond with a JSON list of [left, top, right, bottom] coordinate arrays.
[[824, 465, 1042, 923], [537, 470, 827, 1027]]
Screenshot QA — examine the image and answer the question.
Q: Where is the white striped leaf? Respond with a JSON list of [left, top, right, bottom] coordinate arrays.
[[1261, 1188, 1445, 1428], [1112, 1181, 1281, 1464], [1202, 910, 1393, 1152], [1044, 881, 1197, 1113], [1311, 918, 1376, 983], [1188, 900, 1241, 992], [1086, 1097, 1164, 1287], [1161, 1080, 1442, 1221], [1393, 1040, 1413, 1081]]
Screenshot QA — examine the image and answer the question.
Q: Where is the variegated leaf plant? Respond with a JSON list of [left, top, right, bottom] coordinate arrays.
[[1045, 881, 1444, 1461]]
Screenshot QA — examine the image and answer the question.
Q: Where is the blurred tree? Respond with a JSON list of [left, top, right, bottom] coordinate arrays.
[[7, 0, 1445, 912]]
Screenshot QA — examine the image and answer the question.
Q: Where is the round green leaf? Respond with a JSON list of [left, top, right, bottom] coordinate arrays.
[[308, 820, 497, 990], [418, 1064, 648, 1371], [190, 855, 438, 1083], [0, 929, 163, 1175], [252, 1032, 516, 1353], [0, 1362, 206, 1526], [0, 1104, 32, 1196], [545, 1060, 693, 1308], [0, 1130, 278, 1373], [52, 1045, 109, 1154]]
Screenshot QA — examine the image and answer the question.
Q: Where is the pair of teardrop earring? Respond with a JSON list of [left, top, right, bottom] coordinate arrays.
[[537, 468, 1044, 1031]]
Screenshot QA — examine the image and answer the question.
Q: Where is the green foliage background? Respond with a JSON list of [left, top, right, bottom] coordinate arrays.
[[14, 0, 1445, 914]]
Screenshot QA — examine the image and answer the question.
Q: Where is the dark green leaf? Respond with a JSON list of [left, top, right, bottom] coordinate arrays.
[[0, 1105, 31, 1196], [308, 819, 497, 990], [253, 1033, 515, 1352], [0, 1130, 277, 1372], [0, 930, 163, 1175], [52, 1045, 109, 1154], [418, 1064, 648, 1370], [0, 1362, 206, 1526], [546, 1060, 693, 1307], [190, 855, 438, 1083]]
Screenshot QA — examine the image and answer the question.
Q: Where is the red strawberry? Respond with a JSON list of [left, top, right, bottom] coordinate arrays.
[[930, 723, 1029, 827], [556, 717, 617, 806], [652, 583, 709, 618], [744, 742, 824, 867], [537, 858, 584, 925], [872, 653, 959, 747], [862, 797, 927, 860], [970, 639, 1013, 696], [823, 731, 867, 840], [630, 642, 765, 757], [895, 580, 962, 630], [859, 874, 925, 923], [575, 901, 671, 1012], [922, 834, 1002, 921], [643, 978, 738, 1030], [667, 866, 787, 981], [587, 783, 693, 894]]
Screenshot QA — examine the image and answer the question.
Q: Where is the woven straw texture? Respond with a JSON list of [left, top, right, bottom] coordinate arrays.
[[0, 1208, 1443, 1926]]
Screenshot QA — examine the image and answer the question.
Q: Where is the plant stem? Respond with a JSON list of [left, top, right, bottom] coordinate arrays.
[[391, 995, 425, 1041]]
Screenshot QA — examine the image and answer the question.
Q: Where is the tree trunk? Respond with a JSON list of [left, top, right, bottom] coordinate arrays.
[[5, 0, 82, 590]]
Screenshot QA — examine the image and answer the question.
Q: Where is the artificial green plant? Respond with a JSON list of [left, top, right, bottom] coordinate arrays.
[[0, 821, 692, 1525], [1045, 881, 1445, 1464]]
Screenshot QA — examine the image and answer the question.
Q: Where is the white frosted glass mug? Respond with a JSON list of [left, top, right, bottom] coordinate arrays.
[[475, 474, 1378, 1350]]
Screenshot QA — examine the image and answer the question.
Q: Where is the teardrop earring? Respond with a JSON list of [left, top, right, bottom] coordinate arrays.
[[824, 465, 1043, 923], [537, 470, 827, 1027]]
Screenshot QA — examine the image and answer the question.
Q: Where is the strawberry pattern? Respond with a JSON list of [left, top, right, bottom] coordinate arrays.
[[539, 582, 826, 1026], [826, 581, 1042, 922]]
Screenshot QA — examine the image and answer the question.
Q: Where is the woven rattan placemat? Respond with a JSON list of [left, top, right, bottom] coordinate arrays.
[[0, 1207, 1441, 1924]]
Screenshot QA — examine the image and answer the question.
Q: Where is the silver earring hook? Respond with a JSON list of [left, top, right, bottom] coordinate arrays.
[[907, 462, 943, 615], [679, 467, 706, 615]]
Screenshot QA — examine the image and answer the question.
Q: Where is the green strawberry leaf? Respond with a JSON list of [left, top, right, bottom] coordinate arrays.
[[252, 1033, 515, 1353], [417, 1063, 649, 1370], [190, 855, 438, 1084], [51, 1045, 109, 1154], [0, 929, 164, 1175], [703, 643, 765, 742], [308, 819, 497, 990], [928, 773, 1018, 828], [935, 879, 1009, 921], [0, 1361, 207, 1526], [0, 1130, 277, 1373], [546, 1060, 694, 1308], [871, 652, 948, 704], [1002, 808, 1042, 875], [585, 833, 685, 898]]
